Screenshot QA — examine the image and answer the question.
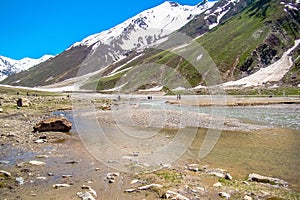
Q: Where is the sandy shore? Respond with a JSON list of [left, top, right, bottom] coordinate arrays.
[[0, 93, 299, 199]]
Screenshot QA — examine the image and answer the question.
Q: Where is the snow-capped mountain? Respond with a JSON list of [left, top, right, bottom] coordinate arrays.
[[72, 0, 216, 72], [0, 55, 53, 81], [74, 1, 215, 50], [1, 0, 217, 87]]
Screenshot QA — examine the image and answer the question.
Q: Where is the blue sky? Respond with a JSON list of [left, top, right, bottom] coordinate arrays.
[[0, 0, 208, 60]]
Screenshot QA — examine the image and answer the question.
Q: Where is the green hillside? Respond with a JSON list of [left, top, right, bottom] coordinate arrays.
[[197, 0, 300, 80], [85, 0, 300, 91]]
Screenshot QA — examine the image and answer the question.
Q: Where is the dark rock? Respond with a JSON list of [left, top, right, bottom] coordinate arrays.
[[65, 160, 78, 164], [17, 98, 31, 107], [20, 168, 31, 173], [225, 173, 233, 180], [219, 192, 230, 199], [33, 118, 72, 133]]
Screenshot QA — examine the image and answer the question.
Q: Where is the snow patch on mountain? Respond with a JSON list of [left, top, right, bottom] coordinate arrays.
[[223, 39, 300, 88], [72, 1, 216, 51], [0, 55, 53, 81], [205, 0, 240, 29]]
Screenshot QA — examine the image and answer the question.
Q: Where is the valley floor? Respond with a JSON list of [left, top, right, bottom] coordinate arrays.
[[0, 92, 299, 199]]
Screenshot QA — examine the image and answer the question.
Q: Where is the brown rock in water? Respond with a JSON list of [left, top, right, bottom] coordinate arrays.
[[17, 98, 31, 107], [33, 118, 72, 133]]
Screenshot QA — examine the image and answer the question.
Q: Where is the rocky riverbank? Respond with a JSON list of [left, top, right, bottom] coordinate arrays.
[[0, 92, 299, 199]]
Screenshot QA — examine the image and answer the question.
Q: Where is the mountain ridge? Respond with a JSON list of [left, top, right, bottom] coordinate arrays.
[[1, 0, 216, 87], [1, 0, 300, 92], [0, 55, 53, 81]]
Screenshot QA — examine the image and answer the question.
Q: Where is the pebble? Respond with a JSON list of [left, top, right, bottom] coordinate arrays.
[[244, 195, 253, 200], [53, 183, 71, 189], [242, 181, 250, 185], [130, 179, 144, 184], [34, 139, 47, 143], [219, 192, 230, 199], [164, 190, 190, 200], [107, 160, 119, 163], [125, 188, 136, 193], [213, 182, 222, 187], [36, 176, 47, 180], [0, 170, 11, 177], [62, 175, 73, 178], [225, 173, 233, 180], [106, 172, 120, 183], [0, 108, 3, 113], [35, 155, 49, 158], [187, 164, 199, 172], [137, 183, 163, 190], [81, 185, 97, 197], [16, 177, 24, 185], [65, 160, 78, 164], [16, 162, 25, 168], [28, 160, 46, 166], [77, 191, 95, 200]]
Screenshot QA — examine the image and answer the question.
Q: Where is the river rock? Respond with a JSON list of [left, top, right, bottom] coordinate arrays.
[[248, 173, 288, 187], [81, 185, 97, 197], [33, 117, 72, 133], [225, 173, 233, 180], [219, 192, 230, 199], [125, 188, 136, 193], [16, 177, 24, 185], [17, 98, 31, 107], [77, 191, 95, 200], [62, 174, 73, 178], [213, 182, 223, 187], [187, 164, 200, 172], [99, 104, 111, 110], [28, 160, 46, 166], [0, 170, 11, 177], [244, 195, 253, 200], [164, 190, 190, 200], [0, 108, 3, 113], [137, 183, 163, 190], [106, 172, 120, 183], [53, 183, 71, 188], [206, 168, 226, 178]]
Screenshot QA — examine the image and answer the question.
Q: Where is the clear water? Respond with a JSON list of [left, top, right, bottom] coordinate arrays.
[[196, 104, 300, 130], [138, 101, 300, 130]]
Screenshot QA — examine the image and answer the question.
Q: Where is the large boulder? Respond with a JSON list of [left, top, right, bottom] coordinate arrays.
[[248, 173, 288, 187], [33, 118, 72, 133]]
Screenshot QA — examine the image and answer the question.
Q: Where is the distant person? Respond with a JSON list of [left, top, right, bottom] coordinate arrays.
[[176, 94, 181, 100]]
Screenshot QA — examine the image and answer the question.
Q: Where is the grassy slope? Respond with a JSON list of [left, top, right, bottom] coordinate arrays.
[[87, 0, 300, 91], [197, 0, 299, 78]]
